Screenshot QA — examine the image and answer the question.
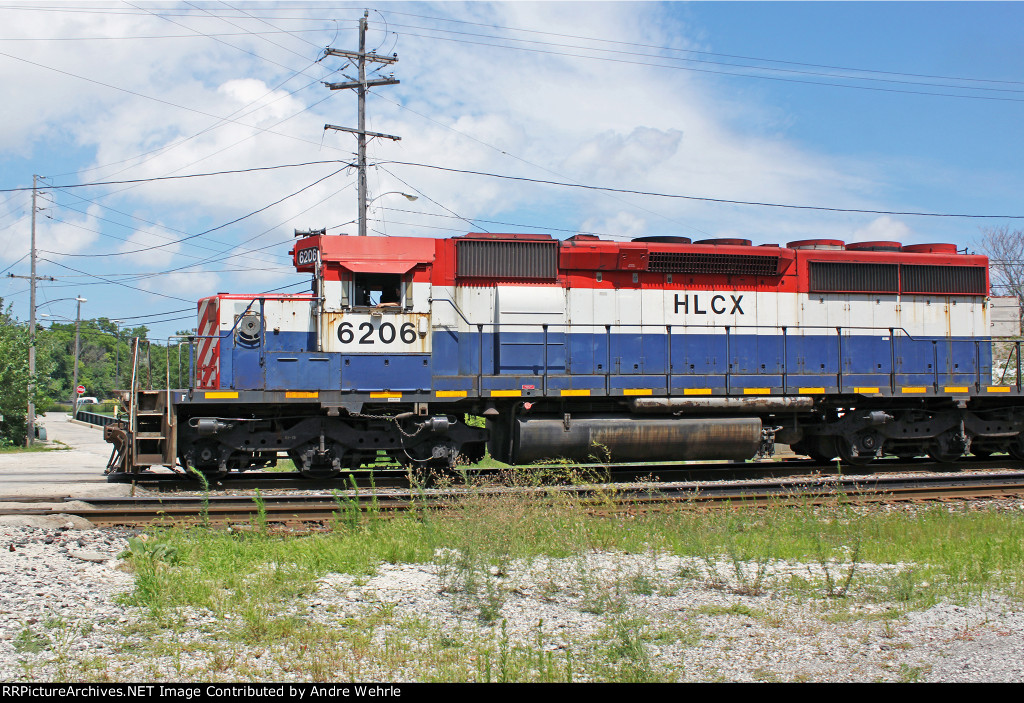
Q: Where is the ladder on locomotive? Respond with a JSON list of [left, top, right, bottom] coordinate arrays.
[[124, 338, 177, 470]]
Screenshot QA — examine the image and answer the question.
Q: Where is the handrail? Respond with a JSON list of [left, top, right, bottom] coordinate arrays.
[[429, 317, 925, 339], [427, 297, 473, 326], [174, 303, 999, 396]]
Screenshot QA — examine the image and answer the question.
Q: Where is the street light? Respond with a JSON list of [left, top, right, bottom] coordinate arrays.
[[367, 191, 418, 208], [27, 298, 88, 444], [362, 191, 418, 236]]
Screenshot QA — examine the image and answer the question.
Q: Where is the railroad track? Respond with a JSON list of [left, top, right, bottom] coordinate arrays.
[[105, 455, 1024, 492], [5, 471, 1024, 527]]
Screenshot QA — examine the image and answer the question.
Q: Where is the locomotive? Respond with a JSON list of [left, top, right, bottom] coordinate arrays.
[[105, 231, 1024, 479]]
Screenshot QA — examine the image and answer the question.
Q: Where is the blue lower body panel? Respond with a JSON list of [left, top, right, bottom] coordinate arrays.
[[217, 330, 993, 396]]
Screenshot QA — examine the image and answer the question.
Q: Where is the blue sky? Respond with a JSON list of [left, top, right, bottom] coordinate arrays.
[[0, 1, 1022, 340]]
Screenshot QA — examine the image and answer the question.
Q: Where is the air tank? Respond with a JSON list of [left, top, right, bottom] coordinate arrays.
[[497, 415, 763, 464]]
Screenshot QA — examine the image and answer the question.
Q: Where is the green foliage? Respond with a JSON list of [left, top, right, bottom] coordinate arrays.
[[109, 494, 1024, 682], [37, 317, 157, 402], [0, 299, 191, 442], [0, 300, 45, 445]]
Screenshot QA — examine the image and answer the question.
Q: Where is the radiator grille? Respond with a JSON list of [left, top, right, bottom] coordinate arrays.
[[648, 252, 784, 276], [902, 265, 987, 295], [456, 239, 559, 280], [808, 262, 899, 293], [809, 261, 987, 295]]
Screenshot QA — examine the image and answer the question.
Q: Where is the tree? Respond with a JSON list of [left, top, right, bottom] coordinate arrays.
[[0, 301, 36, 445], [979, 225, 1024, 328]]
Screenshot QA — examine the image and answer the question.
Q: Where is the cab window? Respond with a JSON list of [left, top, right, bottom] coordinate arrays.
[[351, 273, 402, 308]]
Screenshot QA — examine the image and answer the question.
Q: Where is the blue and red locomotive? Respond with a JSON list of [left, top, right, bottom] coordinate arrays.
[[107, 232, 1024, 478]]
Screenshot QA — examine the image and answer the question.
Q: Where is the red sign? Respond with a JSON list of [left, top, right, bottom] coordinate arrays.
[[76, 385, 86, 394]]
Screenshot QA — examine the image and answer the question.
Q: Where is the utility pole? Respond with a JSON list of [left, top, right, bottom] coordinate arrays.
[[27, 175, 37, 446], [71, 295, 86, 412], [322, 10, 401, 236], [8, 179, 55, 444]]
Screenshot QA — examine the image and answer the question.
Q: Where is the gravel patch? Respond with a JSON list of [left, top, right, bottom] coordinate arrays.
[[1, 518, 1022, 682]]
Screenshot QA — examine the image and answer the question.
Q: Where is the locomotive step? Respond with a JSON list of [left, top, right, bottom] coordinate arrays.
[[135, 432, 166, 440], [134, 454, 172, 465]]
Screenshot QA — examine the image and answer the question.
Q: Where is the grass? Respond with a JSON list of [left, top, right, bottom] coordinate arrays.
[[78, 477, 1024, 681], [0, 440, 72, 453]]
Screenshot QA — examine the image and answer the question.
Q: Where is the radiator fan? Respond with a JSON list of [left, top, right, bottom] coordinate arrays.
[[235, 313, 262, 346]]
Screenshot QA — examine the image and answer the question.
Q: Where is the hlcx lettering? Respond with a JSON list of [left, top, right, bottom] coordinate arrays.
[[673, 293, 744, 315]]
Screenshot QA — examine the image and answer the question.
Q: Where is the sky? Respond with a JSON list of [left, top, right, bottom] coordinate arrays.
[[0, 1, 1022, 340]]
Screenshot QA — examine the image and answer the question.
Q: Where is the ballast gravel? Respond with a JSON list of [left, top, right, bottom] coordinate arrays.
[[1, 520, 1023, 683]]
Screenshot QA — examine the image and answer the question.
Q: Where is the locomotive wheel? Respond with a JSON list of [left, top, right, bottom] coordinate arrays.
[[1008, 436, 1024, 461], [182, 441, 229, 481], [288, 448, 341, 480], [794, 437, 838, 463], [926, 442, 963, 464], [926, 431, 966, 464], [837, 436, 875, 466]]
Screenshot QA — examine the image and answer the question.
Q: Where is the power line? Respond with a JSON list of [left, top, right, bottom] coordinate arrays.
[[374, 92, 714, 239], [12, 3, 1015, 92], [383, 160, 1024, 219], [377, 206, 673, 240], [52, 65, 332, 183], [0, 28, 333, 41], [0, 49, 352, 155], [0, 160, 352, 194], [382, 10, 1024, 87], [37, 258, 195, 303], [125, 0, 323, 80], [36, 166, 349, 258], [387, 22, 1024, 96], [391, 29, 1024, 104]]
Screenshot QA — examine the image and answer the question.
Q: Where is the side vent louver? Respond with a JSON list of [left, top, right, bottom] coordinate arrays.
[[808, 262, 899, 293], [809, 261, 986, 295], [648, 252, 785, 276], [902, 265, 986, 295], [456, 239, 558, 280]]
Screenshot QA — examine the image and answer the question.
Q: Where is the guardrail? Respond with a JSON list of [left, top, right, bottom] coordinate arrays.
[[74, 410, 120, 428]]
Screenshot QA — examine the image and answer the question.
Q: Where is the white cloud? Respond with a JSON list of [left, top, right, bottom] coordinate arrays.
[[851, 216, 913, 244], [564, 128, 684, 182], [0, 1, 996, 333], [39, 203, 103, 258], [579, 211, 648, 239]]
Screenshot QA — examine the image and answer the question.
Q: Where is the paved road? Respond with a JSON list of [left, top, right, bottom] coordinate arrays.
[[0, 412, 135, 500]]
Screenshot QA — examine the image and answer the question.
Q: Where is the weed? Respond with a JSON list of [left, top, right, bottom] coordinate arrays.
[[897, 663, 929, 683], [252, 488, 267, 534], [629, 574, 654, 596], [814, 541, 861, 598], [695, 603, 766, 619], [330, 486, 360, 531], [187, 467, 211, 528], [650, 623, 703, 647], [13, 626, 48, 654], [478, 578, 505, 625], [753, 667, 782, 682], [875, 567, 925, 605], [595, 614, 660, 682]]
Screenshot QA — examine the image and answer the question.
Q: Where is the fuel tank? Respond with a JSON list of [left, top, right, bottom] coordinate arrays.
[[501, 415, 763, 464]]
